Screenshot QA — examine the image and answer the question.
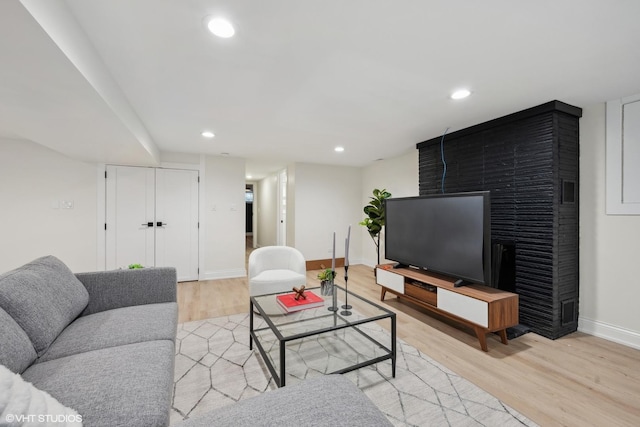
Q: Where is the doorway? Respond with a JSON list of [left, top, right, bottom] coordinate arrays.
[[245, 184, 255, 259]]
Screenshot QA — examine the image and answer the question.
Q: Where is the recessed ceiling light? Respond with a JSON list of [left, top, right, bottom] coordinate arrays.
[[451, 89, 471, 100], [334, 146, 345, 152], [246, 175, 252, 179], [201, 131, 215, 138], [207, 17, 235, 38]]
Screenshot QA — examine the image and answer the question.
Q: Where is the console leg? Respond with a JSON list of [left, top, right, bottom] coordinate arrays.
[[380, 287, 386, 301], [499, 329, 509, 345], [474, 327, 488, 352]]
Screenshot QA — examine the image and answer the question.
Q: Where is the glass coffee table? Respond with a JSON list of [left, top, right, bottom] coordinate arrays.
[[249, 284, 396, 387]]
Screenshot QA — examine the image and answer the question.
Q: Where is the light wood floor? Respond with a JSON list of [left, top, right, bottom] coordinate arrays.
[[177, 263, 640, 427]]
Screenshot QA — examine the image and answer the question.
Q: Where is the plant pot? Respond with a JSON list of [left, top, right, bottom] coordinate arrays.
[[320, 280, 333, 296]]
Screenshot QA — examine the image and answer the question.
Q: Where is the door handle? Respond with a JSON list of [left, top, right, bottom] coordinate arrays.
[[157, 222, 167, 227], [141, 222, 154, 227]]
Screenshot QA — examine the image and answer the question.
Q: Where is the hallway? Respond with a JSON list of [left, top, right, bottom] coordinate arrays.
[[245, 235, 254, 266]]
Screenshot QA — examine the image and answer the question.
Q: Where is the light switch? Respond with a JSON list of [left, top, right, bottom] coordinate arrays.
[[51, 200, 60, 209]]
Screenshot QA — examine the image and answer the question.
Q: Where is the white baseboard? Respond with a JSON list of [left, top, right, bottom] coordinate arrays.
[[200, 268, 246, 281], [578, 317, 640, 350]]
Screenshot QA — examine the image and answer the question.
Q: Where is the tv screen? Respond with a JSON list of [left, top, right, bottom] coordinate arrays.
[[384, 191, 491, 285]]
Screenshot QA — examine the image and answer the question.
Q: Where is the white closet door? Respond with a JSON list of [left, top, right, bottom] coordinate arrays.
[[105, 165, 155, 270], [155, 168, 199, 281], [105, 166, 199, 281]]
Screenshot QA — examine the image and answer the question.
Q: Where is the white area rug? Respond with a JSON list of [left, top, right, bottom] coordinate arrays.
[[171, 313, 536, 426]]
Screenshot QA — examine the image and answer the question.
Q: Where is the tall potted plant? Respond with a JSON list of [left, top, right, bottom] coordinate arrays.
[[359, 188, 392, 270]]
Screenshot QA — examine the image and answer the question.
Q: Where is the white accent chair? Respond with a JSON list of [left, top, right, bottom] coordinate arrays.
[[248, 246, 307, 297]]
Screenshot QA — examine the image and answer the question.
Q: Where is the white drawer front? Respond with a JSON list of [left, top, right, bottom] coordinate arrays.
[[376, 268, 404, 294], [437, 288, 488, 327]]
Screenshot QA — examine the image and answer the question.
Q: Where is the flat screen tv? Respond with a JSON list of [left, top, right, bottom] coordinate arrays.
[[384, 191, 491, 286]]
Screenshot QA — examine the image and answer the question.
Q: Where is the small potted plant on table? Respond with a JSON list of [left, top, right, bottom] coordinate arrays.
[[317, 268, 336, 296]]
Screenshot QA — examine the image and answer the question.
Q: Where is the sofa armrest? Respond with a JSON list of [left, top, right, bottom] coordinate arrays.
[[75, 267, 177, 316]]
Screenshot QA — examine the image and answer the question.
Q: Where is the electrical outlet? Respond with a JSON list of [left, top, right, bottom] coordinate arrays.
[[62, 200, 74, 209]]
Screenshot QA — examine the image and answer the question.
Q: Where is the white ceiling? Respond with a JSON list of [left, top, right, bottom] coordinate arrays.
[[2, 0, 640, 178]]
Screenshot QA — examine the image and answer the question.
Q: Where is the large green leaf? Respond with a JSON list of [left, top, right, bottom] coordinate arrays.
[[360, 188, 391, 264], [360, 188, 391, 238]]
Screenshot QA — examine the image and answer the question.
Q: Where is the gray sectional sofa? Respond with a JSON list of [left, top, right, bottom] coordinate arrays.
[[1, 256, 390, 427], [0, 256, 178, 426], [178, 374, 391, 427]]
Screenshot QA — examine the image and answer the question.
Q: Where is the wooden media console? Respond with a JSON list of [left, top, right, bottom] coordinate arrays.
[[376, 264, 518, 351]]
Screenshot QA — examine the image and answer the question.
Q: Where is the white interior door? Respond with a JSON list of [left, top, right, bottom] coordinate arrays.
[[106, 166, 199, 281], [155, 169, 199, 281], [106, 166, 155, 269], [277, 169, 287, 245]]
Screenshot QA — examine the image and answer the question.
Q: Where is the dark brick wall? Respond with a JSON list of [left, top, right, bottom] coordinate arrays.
[[417, 101, 581, 339]]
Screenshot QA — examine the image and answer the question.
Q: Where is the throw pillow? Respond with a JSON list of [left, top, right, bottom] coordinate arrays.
[[0, 256, 89, 356]]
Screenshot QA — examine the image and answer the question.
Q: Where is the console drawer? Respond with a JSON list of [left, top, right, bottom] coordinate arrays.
[[437, 288, 488, 327], [376, 268, 404, 294]]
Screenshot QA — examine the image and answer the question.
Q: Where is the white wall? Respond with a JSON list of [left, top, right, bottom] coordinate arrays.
[[0, 138, 98, 272], [256, 173, 278, 247], [579, 103, 640, 348], [160, 151, 200, 165], [293, 163, 362, 263], [202, 155, 246, 279], [360, 149, 419, 266]]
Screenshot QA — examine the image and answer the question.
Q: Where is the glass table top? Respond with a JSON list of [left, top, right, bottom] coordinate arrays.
[[251, 285, 393, 341]]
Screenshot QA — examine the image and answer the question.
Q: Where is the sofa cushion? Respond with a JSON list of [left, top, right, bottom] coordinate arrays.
[[22, 340, 174, 427], [37, 302, 178, 363], [0, 308, 37, 374], [0, 256, 89, 356], [178, 374, 392, 427], [0, 364, 82, 426]]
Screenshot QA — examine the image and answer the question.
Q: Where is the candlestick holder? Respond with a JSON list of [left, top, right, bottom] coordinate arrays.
[[327, 271, 338, 311], [340, 265, 352, 316]]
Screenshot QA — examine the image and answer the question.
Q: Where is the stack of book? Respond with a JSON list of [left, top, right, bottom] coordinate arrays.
[[276, 291, 324, 313]]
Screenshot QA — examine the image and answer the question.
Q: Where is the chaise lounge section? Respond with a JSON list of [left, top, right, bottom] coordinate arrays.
[[178, 374, 392, 427]]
